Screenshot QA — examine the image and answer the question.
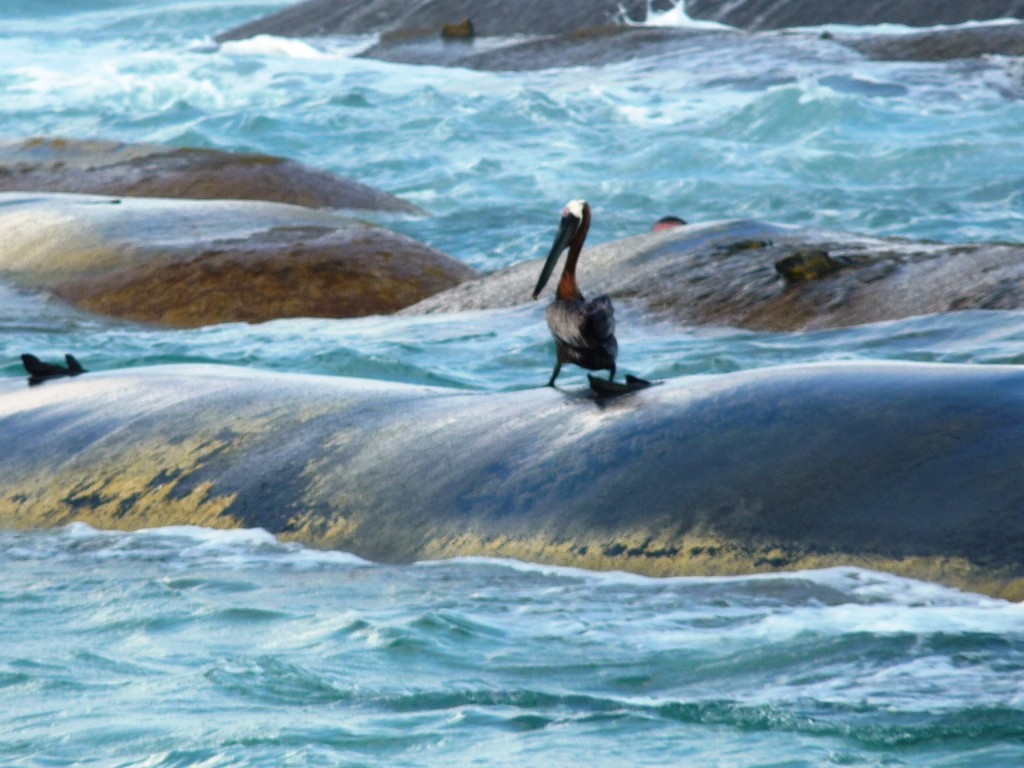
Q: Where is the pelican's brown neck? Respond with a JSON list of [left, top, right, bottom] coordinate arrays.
[[556, 203, 590, 301]]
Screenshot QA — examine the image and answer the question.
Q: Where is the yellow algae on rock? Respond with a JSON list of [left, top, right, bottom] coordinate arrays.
[[417, 529, 1024, 600], [0, 431, 242, 533]]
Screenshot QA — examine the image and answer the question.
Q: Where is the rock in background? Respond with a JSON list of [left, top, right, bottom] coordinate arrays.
[[0, 192, 475, 327], [215, 0, 1024, 68], [0, 137, 422, 213], [405, 220, 1024, 331]]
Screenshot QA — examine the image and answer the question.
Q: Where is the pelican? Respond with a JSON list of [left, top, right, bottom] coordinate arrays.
[[532, 199, 617, 387]]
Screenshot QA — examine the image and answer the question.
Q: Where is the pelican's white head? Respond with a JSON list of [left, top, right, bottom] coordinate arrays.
[[563, 199, 587, 220]]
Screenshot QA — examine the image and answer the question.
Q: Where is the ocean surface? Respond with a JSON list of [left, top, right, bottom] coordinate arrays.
[[3, 1, 1024, 764]]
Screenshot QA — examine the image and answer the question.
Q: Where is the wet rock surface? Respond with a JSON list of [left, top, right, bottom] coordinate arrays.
[[844, 23, 1024, 61], [217, 0, 1024, 67], [404, 219, 1024, 332], [685, 0, 1024, 30], [359, 25, 733, 71], [0, 192, 475, 327], [0, 137, 421, 214], [2, 361, 1024, 598], [215, 0, 655, 41], [217, 0, 1024, 40]]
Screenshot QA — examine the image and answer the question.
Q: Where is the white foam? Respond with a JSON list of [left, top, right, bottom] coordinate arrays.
[[619, 0, 736, 31], [800, 17, 1024, 39], [219, 34, 331, 59], [416, 558, 1010, 606], [28, 522, 372, 568], [218, 34, 379, 60]]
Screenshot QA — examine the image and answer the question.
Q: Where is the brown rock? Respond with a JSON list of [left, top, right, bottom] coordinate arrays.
[[0, 137, 422, 214], [0, 192, 475, 327]]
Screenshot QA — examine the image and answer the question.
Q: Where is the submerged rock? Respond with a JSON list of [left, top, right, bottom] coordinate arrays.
[[0, 192, 475, 327], [0, 137, 421, 214], [684, 0, 1024, 30], [404, 219, 1024, 331], [2, 361, 1024, 599], [845, 24, 1024, 61]]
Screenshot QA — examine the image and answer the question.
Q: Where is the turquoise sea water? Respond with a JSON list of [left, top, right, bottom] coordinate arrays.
[[3, 1, 1024, 764]]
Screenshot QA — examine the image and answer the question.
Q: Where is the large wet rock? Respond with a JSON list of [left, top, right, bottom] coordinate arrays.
[[2, 361, 1024, 599], [216, 0, 1024, 40], [0, 192, 475, 327], [0, 137, 421, 214], [217, 0, 1024, 68], [404, 219, 1024, 331]]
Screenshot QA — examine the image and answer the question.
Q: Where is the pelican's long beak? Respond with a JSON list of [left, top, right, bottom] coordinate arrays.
[[532, 213, 578, 300]]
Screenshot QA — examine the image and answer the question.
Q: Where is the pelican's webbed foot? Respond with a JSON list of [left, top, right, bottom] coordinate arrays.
[[588, 373, 655, 397]]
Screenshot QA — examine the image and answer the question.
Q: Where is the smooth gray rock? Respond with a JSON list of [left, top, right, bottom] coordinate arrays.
[[404, 219, 1024, 332], [216, 0, 1024, 40], [2, 361, 1024, 598]]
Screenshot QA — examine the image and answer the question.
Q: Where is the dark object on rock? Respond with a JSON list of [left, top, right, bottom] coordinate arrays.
[[653, 215, 687, 232], [0, 137, 422, 214], [441, 18, 473, 39], [533, 200, 618, 387], [588, 373, 655, 397], [21, 353, 87, 386], [775, 249, 846, 283]]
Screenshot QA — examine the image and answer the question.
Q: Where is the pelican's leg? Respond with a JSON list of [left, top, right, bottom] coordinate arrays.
[[608, 363, 616, 382], [547, 361, 562, 387]]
